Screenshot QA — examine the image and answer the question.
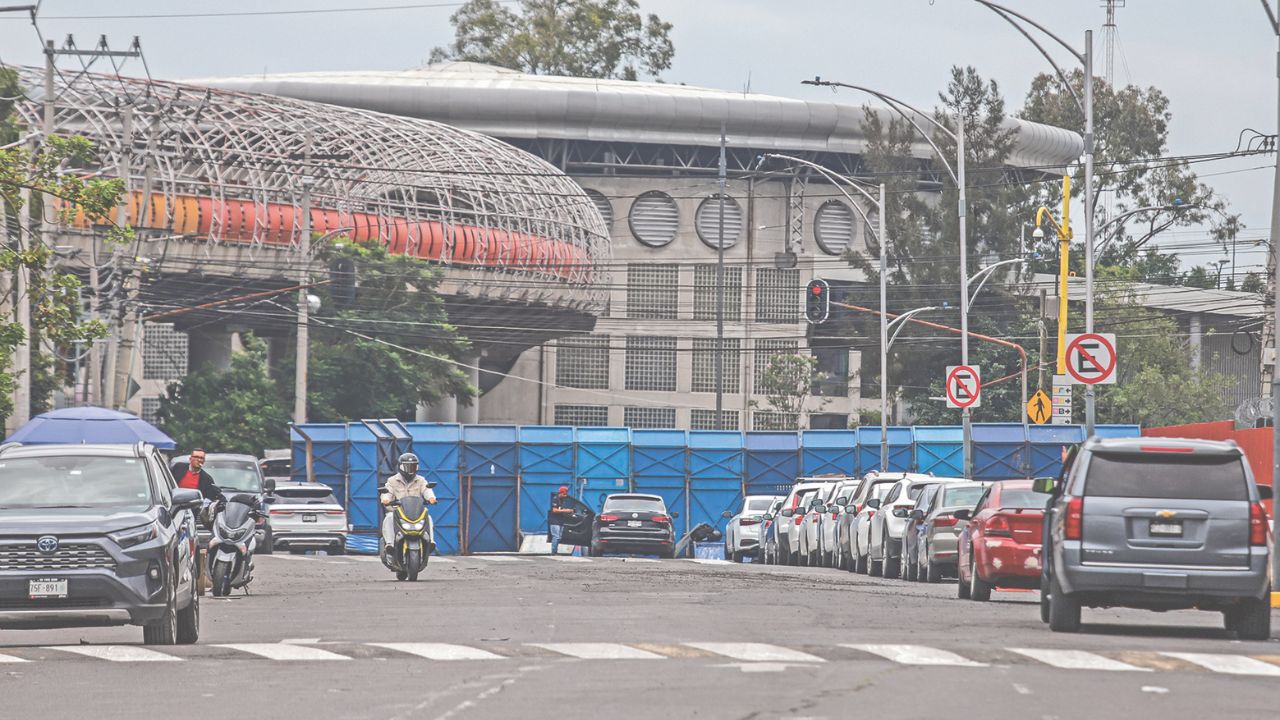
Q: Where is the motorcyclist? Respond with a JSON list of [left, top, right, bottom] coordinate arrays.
[[380, 453, 437, 554]]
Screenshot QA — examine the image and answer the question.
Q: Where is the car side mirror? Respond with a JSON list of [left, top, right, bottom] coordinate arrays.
[[263, 478, 276, 494], [866, 498, 881, 510], [910, 509, 925, 520], [172, 488, 203, 512], [1259, 485, 1274, 501], [780, 508, 794, 518], [891, 507, 909, 518], [1032, 477, 1055, 494], [762, 514, 774, 521], [953, 509, 972, 521], [722, 510, 734, 519], [811, 504, 827, 514]]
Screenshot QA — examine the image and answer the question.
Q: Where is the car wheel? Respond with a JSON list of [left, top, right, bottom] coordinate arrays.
[[970, 557, 993, 602], [258, 527, 273, 555], [1229, 595, 1272, 641], [589, 542, 603, 557], [1048, 572, 1082, 633], [957, 561, 971, 600], [659, 547, 675, 560], [855, 547, 869, 575], [869, 543, 883, 576], [882, 542, 899, 579], [143, 583, 179, 645], [1040, 574, 1051, 623], [906, 551, 918, 581], [176, 575, 200, 645], [925, 560, 939, 583]]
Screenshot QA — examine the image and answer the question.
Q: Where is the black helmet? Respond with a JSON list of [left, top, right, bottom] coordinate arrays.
[[397, 452, 419, 477]]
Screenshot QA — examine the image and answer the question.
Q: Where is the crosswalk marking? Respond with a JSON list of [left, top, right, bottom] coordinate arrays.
[[48, 645, 181, 662], [531, 643, 665, 660], [845, 644, 987, 667], [543, 555, 592, 562], [685, 558, 731, 565], [467, 555, 530, 563], [619, 557, 660, 563], [1009, 648, 1150, 672], [686, 643, 824, 663], [0, 652, 27, 663], [1160, 652, 1280, 676], [217, 643, 350, 661], [370, 643, 506, 660]]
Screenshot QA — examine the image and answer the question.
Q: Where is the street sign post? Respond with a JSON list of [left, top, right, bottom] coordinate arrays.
[[945, 365, 981, 409], [1052, 374, 1073, 425], [1027, 389, 1052, 425], [1065, 332, 1118, 385]]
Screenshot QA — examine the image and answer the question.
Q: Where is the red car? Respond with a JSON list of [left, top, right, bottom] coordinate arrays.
[[955, 480, 1050, 601]]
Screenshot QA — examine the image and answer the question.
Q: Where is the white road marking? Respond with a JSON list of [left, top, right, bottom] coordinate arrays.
[[531, 643, 665, 660], [217, 643, 351, 661], [1009, 648, 1150, 672], [0, 652, 27, 663], [1012, 683, 1033, 695], [620, 557, 660, 563], [685, 558, 731, 565], [369, 643, 506, 660], [686, 643, 824, 663], [543, 555, 591, 562], [1159, 652, 1280, 676], [260, 554, 312, 560], [467, 555, 530, 562], [845, 644, 987, 667], [280, 638, 322, 645], [48, 645, 181, 662], [1142, 686, 1170, 695], [346, 556, 381, 562]]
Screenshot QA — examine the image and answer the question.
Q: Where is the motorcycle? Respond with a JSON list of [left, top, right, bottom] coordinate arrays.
[[206, 494, 264, 597], [380, 491, 435, 582]]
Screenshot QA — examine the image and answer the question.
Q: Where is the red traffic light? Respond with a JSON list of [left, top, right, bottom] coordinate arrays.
[[810, 285, 823, 296]]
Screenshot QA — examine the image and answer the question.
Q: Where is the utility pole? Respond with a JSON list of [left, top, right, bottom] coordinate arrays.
[[1260, 0, 1280, 573], [715, 124, 726, 430], [101, 105, 133, 410], [13, 158, 33, 429], [878, 184, 889, 471], [1083, 29, 1097, 438], [294, 134, 314, 425]]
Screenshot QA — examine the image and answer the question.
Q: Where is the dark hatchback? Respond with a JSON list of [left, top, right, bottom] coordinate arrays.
[[0, 443, 203, 644], [588, 494, 676, 558]]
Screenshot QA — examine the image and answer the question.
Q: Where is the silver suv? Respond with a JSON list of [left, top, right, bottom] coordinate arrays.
[[1041, 437, 1273, 639]]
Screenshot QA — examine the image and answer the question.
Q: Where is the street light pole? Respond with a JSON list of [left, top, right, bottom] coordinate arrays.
[[1082, 29, 1097, 438], [1260, 0, 1280, 573], [879, 183, 889, 473]]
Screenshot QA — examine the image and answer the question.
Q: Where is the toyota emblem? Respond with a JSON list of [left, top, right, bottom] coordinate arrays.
[[36, 535, 59, 554]]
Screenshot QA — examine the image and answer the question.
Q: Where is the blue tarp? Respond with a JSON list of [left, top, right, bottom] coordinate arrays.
[[7, 406, 176, 449]]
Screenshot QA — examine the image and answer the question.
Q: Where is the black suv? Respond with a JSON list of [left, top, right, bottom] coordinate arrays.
[[0, 442, 203, 644]]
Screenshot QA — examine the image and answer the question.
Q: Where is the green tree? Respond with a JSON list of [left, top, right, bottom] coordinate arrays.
[[751, 353, 829, 429], [429, 0, 674, 80], [156, 335, 290, 454]]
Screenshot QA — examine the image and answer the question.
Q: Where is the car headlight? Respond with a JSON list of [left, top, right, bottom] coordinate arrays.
[[110, 524, 159, 548]]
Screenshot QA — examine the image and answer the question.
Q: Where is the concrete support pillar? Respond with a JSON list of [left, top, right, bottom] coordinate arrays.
[[187, 327, 234, 373], [1189, 314, 1203, 371], [418, 396, 457, 423], [456, 355, 481, 425]]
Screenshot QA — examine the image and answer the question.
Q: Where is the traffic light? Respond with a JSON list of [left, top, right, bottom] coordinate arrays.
[[328, 256, 357, 309], [805, 278, 829, 325]]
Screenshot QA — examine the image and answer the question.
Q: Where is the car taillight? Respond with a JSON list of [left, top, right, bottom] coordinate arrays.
[[325, 510, 345, 516], [598, 514, 619, 522], [933, 515, 958, 528], [739, 518, 760, 526], [1064, 496, 1083, 541], [986, 514, 1013, 537], [651, 515, 670, 524], [831, 512, 839, 520], [1250, 502, 1270, 546], [794, 514, 805, 525], [867, 510, 876, 519], [269, 509, 291, 516]]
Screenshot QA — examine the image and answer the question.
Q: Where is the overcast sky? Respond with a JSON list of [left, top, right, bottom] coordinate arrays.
[[1, 0, 1274, 275]]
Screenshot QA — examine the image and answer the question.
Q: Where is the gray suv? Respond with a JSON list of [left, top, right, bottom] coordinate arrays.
[[0, 443, 203, 644], [1040, 437, 1273, 639]]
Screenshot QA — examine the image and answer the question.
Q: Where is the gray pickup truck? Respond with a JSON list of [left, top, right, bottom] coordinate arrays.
[[1040, 437, 1273, 639]]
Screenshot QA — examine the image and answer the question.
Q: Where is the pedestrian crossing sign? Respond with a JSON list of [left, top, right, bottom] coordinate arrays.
[[1027, 389, 1052, 425]]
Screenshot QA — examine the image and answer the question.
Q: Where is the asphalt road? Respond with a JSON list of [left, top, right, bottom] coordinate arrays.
[[4, 552, 1280, 719]]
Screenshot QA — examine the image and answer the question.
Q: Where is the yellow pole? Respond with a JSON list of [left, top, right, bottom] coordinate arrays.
[[1055, 175, 1072, 375]]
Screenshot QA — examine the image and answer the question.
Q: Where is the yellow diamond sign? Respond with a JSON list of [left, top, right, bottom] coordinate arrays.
[[1027, 389, 1052, 425]]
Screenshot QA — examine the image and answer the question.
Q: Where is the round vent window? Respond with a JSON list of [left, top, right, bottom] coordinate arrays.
[[629, 191, 680, 247], [583, 188, 613, 229], [695, 194, 743, 249], [814, 200, 857, 255]]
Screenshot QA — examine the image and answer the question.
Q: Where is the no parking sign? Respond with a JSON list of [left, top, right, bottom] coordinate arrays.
[[1065, 333, 1117, 385], [945, 365, 981, 409]]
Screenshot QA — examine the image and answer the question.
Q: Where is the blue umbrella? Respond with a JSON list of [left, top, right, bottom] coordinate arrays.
[[5, 406, 177, 450]]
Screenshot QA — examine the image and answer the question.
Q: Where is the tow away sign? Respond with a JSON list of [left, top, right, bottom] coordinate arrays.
[[1065, 333, 1118, 385], [945, 365, 981, 409]]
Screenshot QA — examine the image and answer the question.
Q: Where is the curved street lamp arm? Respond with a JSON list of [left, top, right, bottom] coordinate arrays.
[[966, 258, 1026, 305], [1094, 204, 1200, 257], [887, 307, 937, 349], [973, 0, 1085, 62], [758, 153, 889, 250], [972, 1, 1084, 114]]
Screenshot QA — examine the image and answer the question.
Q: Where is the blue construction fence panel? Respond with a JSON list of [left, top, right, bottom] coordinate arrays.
[[972, 423, 1028, 480], [856, 426, 913, 474], [575, 427, 632, 512], [461, 425, 519, 553], [381, 419, 414, 475], [913, 426, 963, 477], [346, 423, 387, 532], [518, 426, 576, 536], [1094, 424, 1141, 439], [745, 432, 800, 498], [290, 423, 348, 507], [407, 423, 461, 556], [800, 430, 856, 478], [688, 431, 743, 535], [631, 429, 690, 538], [1028, 425, 1085, 479]]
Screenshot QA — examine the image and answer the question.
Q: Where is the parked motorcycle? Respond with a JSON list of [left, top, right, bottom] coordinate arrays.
[[206, 494, 264, 596], [381, 492, 435, 582]]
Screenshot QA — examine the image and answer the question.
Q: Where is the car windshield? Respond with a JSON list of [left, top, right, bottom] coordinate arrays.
[[869, 482, 895, 500], [1084, 453, 1248, 501], [746, 498, 774, 512], [942, 486, 987, 508], [0, 456, 153, 510], [603, 498, 666, 513], [907, 483, 934, 501], [274, 487, 339, 504], [205, 460, 261, 492], [999, 488, 1050, 509]]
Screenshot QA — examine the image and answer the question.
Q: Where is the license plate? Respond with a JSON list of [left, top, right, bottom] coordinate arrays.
[[1149, 521, 1183, 537], [29, 579, 67, 599], [628, 520, 642, 527], [303, 513, 317, 523]]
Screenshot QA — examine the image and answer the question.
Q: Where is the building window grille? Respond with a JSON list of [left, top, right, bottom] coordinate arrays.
[[555, 335, 610, 389], [693, 264, 742, 321], [753, 411, 800, 430], [142, 323, 188, 380], [694, 194, 743, 249], [582, 188, 613, 229], [814, 199, 856, 255], [755, 268, 800, 323], [629, 190, 679, 247], [811, 346, 850, 397], [690, 409, 739, 431], [627, 264, 679, 319], [624, 336, 677, 392], [554, 404, 609, 427], [623, 406, 677, 429], [691, 338, 740, 394], [141, 397, 162, 425], [754, 339, 800, 389]]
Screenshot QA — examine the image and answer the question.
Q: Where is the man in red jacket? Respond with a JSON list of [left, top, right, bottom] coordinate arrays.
[[172, 449, 225, 502]]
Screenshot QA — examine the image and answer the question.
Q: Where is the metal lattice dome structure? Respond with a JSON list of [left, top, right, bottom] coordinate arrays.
[[11, 67, 612, 312]]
